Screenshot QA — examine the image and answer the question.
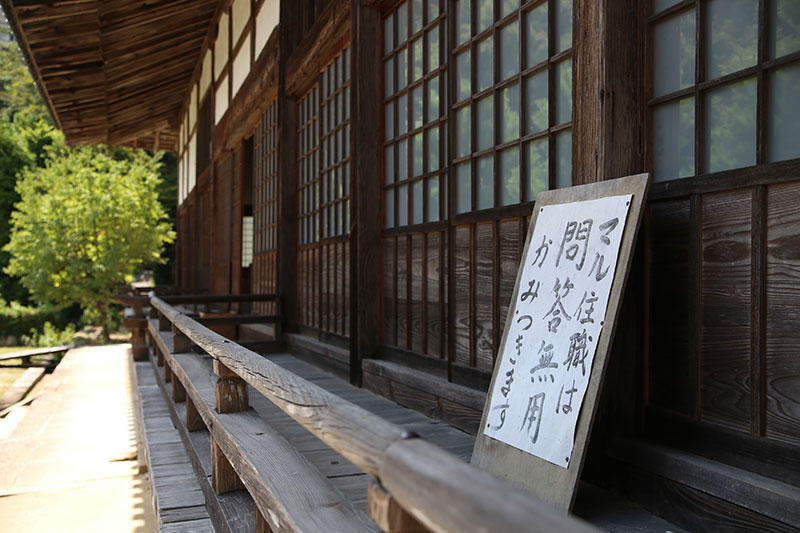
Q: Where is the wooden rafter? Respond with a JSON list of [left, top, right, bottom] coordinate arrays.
[[1, 0, 221, 151]]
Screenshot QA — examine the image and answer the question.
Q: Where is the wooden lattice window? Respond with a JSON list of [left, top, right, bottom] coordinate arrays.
[[649, 0, 800, 182], [252, 100, 279, 313], [452, 0, 573, 214], [298, 47, 352, 244], [296, 46, 352, 338], [384, 0, 447, 228]]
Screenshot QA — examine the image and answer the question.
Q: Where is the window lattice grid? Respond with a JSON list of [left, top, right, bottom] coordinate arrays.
[[253, 100, 279, 256], [649, 0, 800, 182], [451, 0, 573, 215], [298, 47, 352, 246], [383, 0, 448, 229]]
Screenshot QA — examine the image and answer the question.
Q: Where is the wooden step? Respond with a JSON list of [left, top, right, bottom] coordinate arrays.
[[607, 438, 800, 531]]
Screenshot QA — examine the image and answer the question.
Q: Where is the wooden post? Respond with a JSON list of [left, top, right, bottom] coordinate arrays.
[[164, 362, 172, 383], [158, 313, 170, 331], [171, 324, 192, 353], [211, 437, 244, 494], [131, 324, 149, 361], [186, 396, 205, 432], [277, 0, 302, 336], [349, 0, 383, 386], [172, 375, 186, 402], [156, 345, 164, 367], [149, 305, 158, 319], [255, 505, 272, 533], [214, 359, 249, 413], [367, 481, 427, 532]]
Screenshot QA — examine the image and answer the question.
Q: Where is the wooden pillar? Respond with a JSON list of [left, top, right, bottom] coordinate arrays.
[[164, 362, 172, 383], [214, 359, 249, 413], [255, 505, 272, 533], [571, 0, 647, 438], [211, 438, 244, 494], [276, 0, 303, 335], [186, 396, 205, 432], [149, 305, 158, 319], [156, 345, 164, 367], [366, 481, 427, 533], [349, 0, 382, 386], [158, 313, 170, 331], [572, 0, 645, 184]]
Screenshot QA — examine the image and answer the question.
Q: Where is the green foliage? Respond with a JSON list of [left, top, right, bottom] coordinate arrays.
[[4, 145, 175, 334], [22, 321, 77, 348], [0, 122, 31, 302], [0, 39, 51, 126], [0, 298, 80, 343], [153, 151, 177, 285]]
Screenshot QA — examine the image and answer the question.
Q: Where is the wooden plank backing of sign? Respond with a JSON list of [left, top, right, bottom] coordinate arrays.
[[471, 173, 651, 512]]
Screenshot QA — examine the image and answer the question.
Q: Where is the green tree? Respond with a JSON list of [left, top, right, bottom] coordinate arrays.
[[0, 122, 31, 302], [0, 38, 51, 125], [4, 145, 175, 338]]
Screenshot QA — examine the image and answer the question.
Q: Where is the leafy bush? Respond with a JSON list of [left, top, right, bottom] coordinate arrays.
[[22, 321, 76, 347], [0, 298, 80, 345]]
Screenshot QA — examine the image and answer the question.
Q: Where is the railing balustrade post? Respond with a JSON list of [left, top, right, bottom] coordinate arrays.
[[367, 480, 427, 533], [185, 396, 204, 432], [171, 324, 192, 353], [172, 374, 186, 402], [213, 360, 249, 413], [158, 312, 170, 331], [211, 438, 244, 494]]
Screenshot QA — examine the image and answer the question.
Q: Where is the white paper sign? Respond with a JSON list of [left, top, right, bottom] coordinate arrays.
[[483, 195, 632, 468]]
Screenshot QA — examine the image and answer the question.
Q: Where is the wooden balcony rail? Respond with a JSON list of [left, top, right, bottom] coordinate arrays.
[[147, 295, 595, 533]]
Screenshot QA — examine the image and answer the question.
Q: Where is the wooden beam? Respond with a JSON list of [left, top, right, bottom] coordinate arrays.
[[285, 0, 351, 96]]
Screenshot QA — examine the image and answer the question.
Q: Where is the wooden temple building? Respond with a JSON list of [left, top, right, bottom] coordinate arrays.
[[2, 0, 799, 531]]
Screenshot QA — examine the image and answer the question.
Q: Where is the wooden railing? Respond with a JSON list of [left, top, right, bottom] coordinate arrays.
[[146, 294, 596, 533]]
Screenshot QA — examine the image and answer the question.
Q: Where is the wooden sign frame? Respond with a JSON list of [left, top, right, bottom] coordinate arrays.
[[471, 173, 651, 512]]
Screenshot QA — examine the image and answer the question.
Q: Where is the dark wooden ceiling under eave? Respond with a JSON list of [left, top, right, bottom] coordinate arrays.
[[2, 0, 221, 151]]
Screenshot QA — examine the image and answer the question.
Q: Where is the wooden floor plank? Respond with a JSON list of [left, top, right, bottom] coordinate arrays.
[[134, 360, 211, 530]]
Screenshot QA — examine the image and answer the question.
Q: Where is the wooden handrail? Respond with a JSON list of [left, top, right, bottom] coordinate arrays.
[[149, 296, 596, 533], [161, 293, 280, 304], [152, 295, 403, 477]]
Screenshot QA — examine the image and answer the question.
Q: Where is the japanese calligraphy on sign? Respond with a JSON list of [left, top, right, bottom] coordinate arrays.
[[482, 194, 632, 468]]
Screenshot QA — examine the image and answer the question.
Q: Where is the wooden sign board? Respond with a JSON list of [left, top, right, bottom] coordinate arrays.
[[471, 173, 651, 512]]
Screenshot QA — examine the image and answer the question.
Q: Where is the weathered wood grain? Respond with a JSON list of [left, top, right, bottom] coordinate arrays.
[[453, 226, 471, 367], [766, 182, 800, 444], [700, 191, 752, 433], [166, 348, 374, 532], [153, 296, 406, 478], [474, 222, 494, 373], [381, 438, 596, 533]]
